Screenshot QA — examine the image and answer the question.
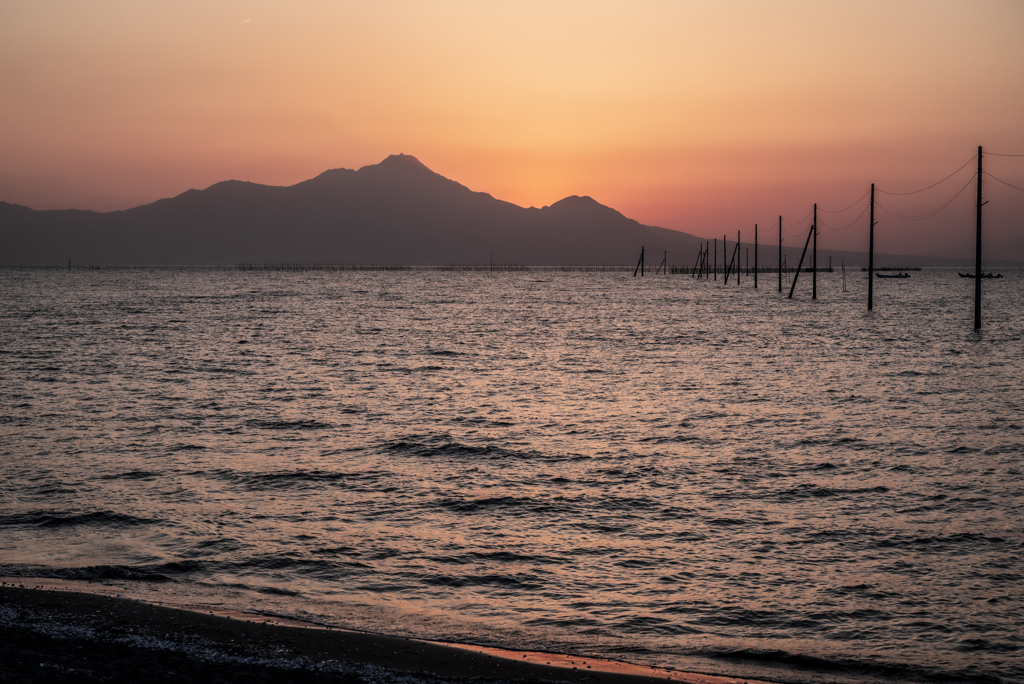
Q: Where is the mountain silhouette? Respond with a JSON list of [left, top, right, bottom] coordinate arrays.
[[0, 154, 710, 266], [2, 155, 1013, 267]]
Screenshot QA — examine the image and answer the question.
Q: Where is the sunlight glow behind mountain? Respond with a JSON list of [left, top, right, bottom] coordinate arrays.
[[1, 0, 1022, 258]]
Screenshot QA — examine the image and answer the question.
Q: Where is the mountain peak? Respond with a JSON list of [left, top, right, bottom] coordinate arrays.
[[546, 195, 626, 220], [550, 195, 600, 208], [376, 153, 428, 170], [357, 154, 441, 180]]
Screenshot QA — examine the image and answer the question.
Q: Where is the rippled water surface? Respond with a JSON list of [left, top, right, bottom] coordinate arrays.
[[2, 267, 1022, 683]]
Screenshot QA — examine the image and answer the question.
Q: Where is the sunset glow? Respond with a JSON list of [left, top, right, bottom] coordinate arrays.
[[2, 0, 1023, 258]]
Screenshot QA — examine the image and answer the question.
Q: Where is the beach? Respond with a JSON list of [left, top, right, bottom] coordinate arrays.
[[1, 582, 770, 684]]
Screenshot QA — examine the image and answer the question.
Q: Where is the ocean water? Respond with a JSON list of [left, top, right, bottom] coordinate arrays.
[[1, 266, 1022, 684]]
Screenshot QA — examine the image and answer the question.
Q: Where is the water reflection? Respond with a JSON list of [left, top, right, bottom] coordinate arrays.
[[1, 267, 1021, 684]]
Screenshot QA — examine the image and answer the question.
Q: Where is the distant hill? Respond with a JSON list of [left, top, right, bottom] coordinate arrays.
[[0, 155, 1016, 267]]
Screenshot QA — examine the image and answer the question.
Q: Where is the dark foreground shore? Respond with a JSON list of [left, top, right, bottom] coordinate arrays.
[[0, 583, 769, 684]]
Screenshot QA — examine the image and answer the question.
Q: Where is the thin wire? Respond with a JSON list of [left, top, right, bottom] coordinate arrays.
[[985, 171, 1024, 193], [818, 189, 870, 214], [816, 201, 871, 231], [751, 216, 801, 239], [987, 152, 1024, 157], [875, 173, 975, 221], [782, 207, 814, 225], [876, 155, 976, 196]]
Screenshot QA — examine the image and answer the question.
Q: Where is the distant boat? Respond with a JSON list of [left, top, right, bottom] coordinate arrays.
[[876, 272, 910, 279], [958, 272, 1003, 278]]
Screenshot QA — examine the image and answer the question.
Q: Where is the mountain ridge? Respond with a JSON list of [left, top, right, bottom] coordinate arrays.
[[1, 156, 1017, 267]]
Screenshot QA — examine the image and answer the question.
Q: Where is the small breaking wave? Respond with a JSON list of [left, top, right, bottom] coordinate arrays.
[[0, 510, 163, 529], [245, 418, 333, 430]]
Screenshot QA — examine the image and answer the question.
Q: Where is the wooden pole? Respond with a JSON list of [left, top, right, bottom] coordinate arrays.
[[869, 183, 874, 311], [714, 239, 717, 280], [634, 246, 645, 277], [788, 222, 814, 299], [778, 216, 782, 293], [812, 204, 817, 300], [754, 224, 758, 289], [975, 146, 983, 330]]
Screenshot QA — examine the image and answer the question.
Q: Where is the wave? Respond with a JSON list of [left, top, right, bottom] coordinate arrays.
[[0, 510, 163, 528], [200, 468, 386, 492], [872, 532, 1011, 552], [776, 483, 890, 500], [245, 418, 333, 430], [436, 495, 574, 516], [381, 433, 583, 463], [0, 563, 174, 583], [98, 470, 161, 480]]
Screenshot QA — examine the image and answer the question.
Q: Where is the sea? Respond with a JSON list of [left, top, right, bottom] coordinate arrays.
[[1, 266, 1021, 684]]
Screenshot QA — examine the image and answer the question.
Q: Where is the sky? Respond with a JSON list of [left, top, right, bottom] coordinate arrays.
[[2, 0, 1023, 259]]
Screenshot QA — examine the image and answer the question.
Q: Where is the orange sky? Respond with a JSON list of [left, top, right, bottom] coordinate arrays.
[[2, 0, 1023, 258]]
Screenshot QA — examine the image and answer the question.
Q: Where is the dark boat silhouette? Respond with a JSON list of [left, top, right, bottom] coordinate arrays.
[[958, 272, 1003, 278], [876, 272, 910, 279]]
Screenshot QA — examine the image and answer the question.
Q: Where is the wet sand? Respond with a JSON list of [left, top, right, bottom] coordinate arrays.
[[0, 580, 774, 684]]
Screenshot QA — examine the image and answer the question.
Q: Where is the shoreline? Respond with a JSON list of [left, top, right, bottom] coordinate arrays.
[[1, 579, 774, 684]]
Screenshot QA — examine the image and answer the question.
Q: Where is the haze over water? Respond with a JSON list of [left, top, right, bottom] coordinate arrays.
[[1, 267, 1022, 684]]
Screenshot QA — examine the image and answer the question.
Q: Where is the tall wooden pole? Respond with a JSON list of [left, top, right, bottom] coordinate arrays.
[[812, 204, 817, 300], [975, 146, 983, 331], [778, 216, 782, 293], [736, 230, 741, 286], [714, 239, 717, 280], [754, 224, 758, 289], [868, 183, 874, 311]]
